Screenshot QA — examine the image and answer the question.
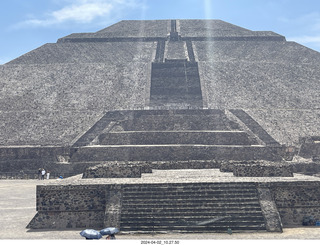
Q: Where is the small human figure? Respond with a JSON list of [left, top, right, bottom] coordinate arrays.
[[41, 169, 46, 180], [38, 168, 42, 180], [46, 170, 50, 180]]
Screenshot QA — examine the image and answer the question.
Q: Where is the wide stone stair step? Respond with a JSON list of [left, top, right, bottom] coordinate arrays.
[[121, 217, 266, 224], [122, 206, 263, 212], [121, 211, 264, 218], [119, 182, 267, 233], [70, 145, 282, 162], [122, 192, 259, 199], [122, 111, 240, 131], [122, 194, 259, 200], [121, 220, 265, 227], [120, 225, 266, 233], [99, 130, 258, 145]]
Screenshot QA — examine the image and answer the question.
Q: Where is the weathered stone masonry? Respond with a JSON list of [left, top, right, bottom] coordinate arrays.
[[27, 181, 320, 231]]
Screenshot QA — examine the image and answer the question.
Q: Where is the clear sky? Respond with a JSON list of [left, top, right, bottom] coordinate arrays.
[[1, 0, 320, 64]]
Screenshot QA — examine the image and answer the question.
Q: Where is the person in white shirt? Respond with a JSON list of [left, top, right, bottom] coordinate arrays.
[[41, 169, 46, 180]]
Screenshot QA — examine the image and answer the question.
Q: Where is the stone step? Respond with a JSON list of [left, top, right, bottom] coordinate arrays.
[[121, 206, 263, 213], [121, 210, 263, 220], [152, 61, 198, 69], [151, 65, 199, 77], [119, 224, 266, 232], [122, 186, 258, 193], [128, 109, 224, 116], [148, 97, 203, 107], [70, 145, 282, 162], [151, 76, 201, 88], [123, 190, 257, 200], [121, 197, 260, 204], [72, 109, 238, 147], [120, 220, 266, 227], [122, 194, 259, 201], [150, 87, 201, 96], [123, 113, 238, 131], [121, 211, 264, 218], [118, 180, 266, 233], [122, 182, 257, 189], [122, 205, 262, 212], [139, 160, 221, 170], [99, 131, 258, 145], [123, 199, 260, 208], [122, 186, 257, 193]]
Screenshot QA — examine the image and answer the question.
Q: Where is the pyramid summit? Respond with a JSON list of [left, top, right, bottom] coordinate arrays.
[[1, 19, 320, 232]]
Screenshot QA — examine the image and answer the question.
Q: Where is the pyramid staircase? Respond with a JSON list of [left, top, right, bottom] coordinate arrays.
[[70, 108, 281, 233], [149, 60, 203, 108], [119, 182, 266, 233], [70, 109, 283, 163]]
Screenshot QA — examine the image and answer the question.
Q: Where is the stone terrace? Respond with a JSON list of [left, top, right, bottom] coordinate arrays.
[[49, 168, 320, 186]]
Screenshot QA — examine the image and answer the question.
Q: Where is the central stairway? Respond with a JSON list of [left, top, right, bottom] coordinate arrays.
[[120, 182, 266, 233]]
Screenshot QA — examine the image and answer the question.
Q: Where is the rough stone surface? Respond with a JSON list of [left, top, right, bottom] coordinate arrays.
[[0, 19, 319, 149], [82, 162, 147, 178], [82, 160, 221, 178], [233, 162, 293, 177], [271, 182, 320, 226], [27, 169, 320, 230], [257, 185, 283, 232], [2, 19, 320, 233], [3, 180, 320, 239]]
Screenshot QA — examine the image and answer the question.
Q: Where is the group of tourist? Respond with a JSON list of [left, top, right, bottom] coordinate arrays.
[[38, 168, 50, 180]]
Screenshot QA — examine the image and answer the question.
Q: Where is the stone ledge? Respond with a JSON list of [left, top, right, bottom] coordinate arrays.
[[233, 162, 293, 177]]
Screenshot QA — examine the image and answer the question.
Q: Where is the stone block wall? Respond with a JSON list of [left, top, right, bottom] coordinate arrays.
[[270, 182, 320, 227], [221, 161, 320, 176], [36, 185, 106, 212], [0, 146, 73, 173], [70, 145, 283, 162], [147, 160, 221, 170], [82, 162, 149, 178], [28, 211, 104, 229], [27, 181, 320, 230], [233, 162, 293, 177], [120, 109, 239, 131], [28, 184, 107, 229], [0, 147, 71, 161], [28, 184, 124, 230], [82, 160, 221, 178], [99, 131, 258, 145]]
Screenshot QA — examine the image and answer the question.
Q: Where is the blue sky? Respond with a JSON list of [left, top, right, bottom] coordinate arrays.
[[1, 0, 320, 64]]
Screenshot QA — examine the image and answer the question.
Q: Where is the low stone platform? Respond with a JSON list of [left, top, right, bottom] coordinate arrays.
[[53, 168, 320, 185], [82, 160, 221, 178], [3, 179, 320, 239], [27, 168, 320, 232], [219, 161, 294, 177], [70, 145, 283, 162]]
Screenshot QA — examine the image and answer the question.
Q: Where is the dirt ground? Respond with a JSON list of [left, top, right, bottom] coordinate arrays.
[[1, 179, 320, 241]]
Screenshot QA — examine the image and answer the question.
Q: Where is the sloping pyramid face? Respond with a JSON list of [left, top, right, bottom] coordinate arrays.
[[0, 19, 319, 151]]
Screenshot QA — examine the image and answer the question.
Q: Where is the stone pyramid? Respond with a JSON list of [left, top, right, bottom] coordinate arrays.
[[1, 19, 320, 233]]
